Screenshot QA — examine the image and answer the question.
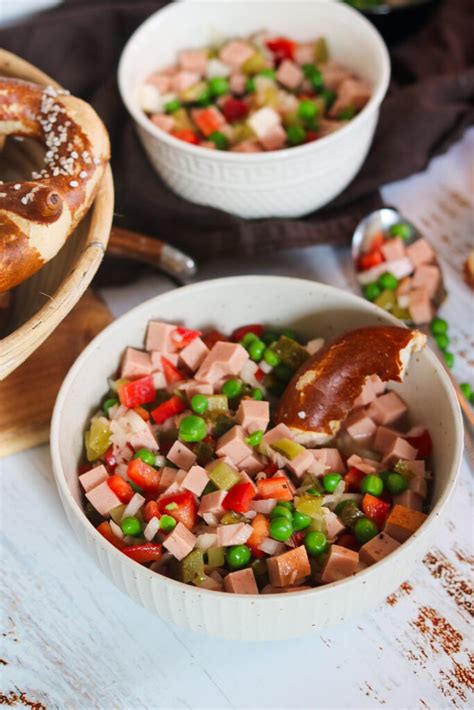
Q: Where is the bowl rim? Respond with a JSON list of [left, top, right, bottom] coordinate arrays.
[[117, 0, 391, 162], [51, 275, 463, 603]]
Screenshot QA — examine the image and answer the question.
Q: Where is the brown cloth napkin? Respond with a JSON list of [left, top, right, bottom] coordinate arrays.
[[1, 0, 473, 262]]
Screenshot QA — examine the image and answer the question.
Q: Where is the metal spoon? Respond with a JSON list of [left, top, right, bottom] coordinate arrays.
[[351, 206, 474, 449]]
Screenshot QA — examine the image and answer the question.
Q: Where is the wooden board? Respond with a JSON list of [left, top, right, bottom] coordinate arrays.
[[0, 289, 113, 457]]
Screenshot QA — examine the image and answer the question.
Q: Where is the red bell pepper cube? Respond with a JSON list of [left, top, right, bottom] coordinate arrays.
[[266, 36, 296, 61], [263, 462, 278, 476], [171, 128, 199, 144], [247, 513, 270, 559], [256, 476, 293, 501], [122, 543, 163, 564], [255, 368, 265, 382], [192, 107, 225, 137], [127, 458, 160, 494], [143, 500, 160, 523], [151, 394, 186, 424], [222, 482, 256, 513], [171, 326, 202, 350], [358, 250, 384, 272], [201, 329, 228, 349], [161, 356, 186, 385], [222, 98, 249, 123], [231, 323, 264, 342], [344, 466, 366, 492], [158, 491, 197, 530], [305, 131, 320, 143], [107, 474, 134, 504], [97, 521, 126, 550], [406, 430, 432, 459], [362, 493, 391, 529], [118, 375, 155, 408], [133, 406, 150, 422]]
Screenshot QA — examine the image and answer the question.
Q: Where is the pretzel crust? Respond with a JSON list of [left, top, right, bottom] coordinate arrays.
[[0, 78, 110, 292]]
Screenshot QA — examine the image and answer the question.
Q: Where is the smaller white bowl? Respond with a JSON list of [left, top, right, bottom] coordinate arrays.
[[118, 0, 390, 218]]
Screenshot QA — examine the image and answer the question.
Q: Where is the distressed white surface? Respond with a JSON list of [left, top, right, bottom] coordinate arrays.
[[1, 130, 473, 709]]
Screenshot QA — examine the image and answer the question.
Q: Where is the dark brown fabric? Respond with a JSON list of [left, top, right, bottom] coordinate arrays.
[[1, 0, 473, 263]]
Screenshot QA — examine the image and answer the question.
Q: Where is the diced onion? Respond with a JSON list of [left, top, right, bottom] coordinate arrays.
[[109, 520, 124, 539], [195, 533, 218, 551], [121, 492, 145, 520], [144, 516, 160, 542], [258, 537, 285, 555]]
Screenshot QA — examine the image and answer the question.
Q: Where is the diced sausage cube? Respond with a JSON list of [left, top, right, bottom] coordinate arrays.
[[310, 448, 346, 474], [121, 347, 152, 380], [400, 459, 425, 477], [171, 71, 201, 94], [345, 409, 377, 440], [128, 422, 159, 452], [219, 40, 254, 69], [146, 321, 176, 352], [85, 480, 121, 516], [276, 59, 303, 89], [167, 441, 196, 470], [263, 423, 292, 446], [412, 264, 441, 298], [151, 114, 175, 133], [231, 139, 261, 153], [216, 426, 253, 465], [229, 71, 247, 95], [224, 568, 258, 594], [250, 498, 277, 514], [359, 532, 401, 566], [324, 509, 345, 541], [294, 43, 315, 65], [196, 342, 249, 384], [178, 49, 208, 75], [346, 454, 381, 475], [367, 391, 407, 425], [266, 546, 311, 587], [247, 107, 281, 140], [353, 374, 385, 407], [384, 504, 428, 542], [178, 381, 213, 399], [181, 465, 209, 496], [286, 449, 314, 478], [206, 58, 231, 78], [320, 545, 359, 583], [393, 489, 424, 511], [159, 466, 179, 492], [329, 78, 371, 118], [408, 288, 434, 325], [373, 426, 403, 453], [406, 238, 435, 268], [163, 522, 196, 561], [79, 464, 108, 492], [146, 72, 172, 94], [237, 452, 264, 475], [216, 522, 252, 546], [236, 399, 270, 434], [179, 337, 209, 372], [409, 474, 427, 498], [382, 437, 418, 467], [259, 124, 287, 151], [198, 490, 228, 515], [381, 237, 406, 262], [321, 60, 352, 91]]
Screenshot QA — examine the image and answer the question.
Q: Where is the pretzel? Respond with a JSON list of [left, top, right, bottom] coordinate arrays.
[[0, 78, 110, 292], [275, 326, 426, 445]]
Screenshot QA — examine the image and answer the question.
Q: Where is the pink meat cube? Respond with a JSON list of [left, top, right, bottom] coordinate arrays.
[[232, 139, 261, 153], [128, 422, 159, 452], [224, 568, 258, 594], [310, 448, 346, 474], [151, 351, 179, 371], [196, 342, 249, 384], [206, 456, 235, 473], [216, 426, 253, 465], [267, 546, 311, 587], [321, 60, 352, 91], [247, 107, 281, 140], [85, 480, 121, 516], [152, 371, 167, 390], [150, 114, 175, 133], [178, 49, 208, 75], [216, 522, 252, 546], [409, 288, 434, 325], [308, 457, 327, 477], [276, 60, 303, 89], [258, 538, 285, 556], [181, 465, 209, 496], [236, 399, 270, 434], [172, 71, 201, 94], [397, 276, 412, 298], [286, 449, 314, 478], [263, 423, 292, 446], [381, 237, 406, 262], [346, 454, 382, 475], [394, 489, 424, 511], [121, 347, 152, 380], [329, 78, 371, 118], [167, 441, 196, 470], [179, 337, 209, 372], [320, 545, 359, 583], [382, 437, 418, 467], [367, 391, 407, 425], [400, 459, 425, 477], [250, 498, 277, 514], [237, 452, 265, 475], [146, 321, 176, 352], [146, 73, 172, 94], [159, 466, 179, 492], [79, 464, 108, 492], [178, 381, 213, 399], [412, 264, 441, 298], [229, 71, 247, 95], [238, 470, 258, 492], [359, 532, 401, 566], [345, 409, 377, 440], [353, 374, 386, 407], [406, 238, 435, 268], [259, 124, 287, 151], [294, 43, 315, 65], [163, 522, 196, 561], [324, 509, 345, 541], [373, 426, 403, 453], [409, 475, 427, 498], [219, 40, 254, 69], [198, 490, 228, 516]]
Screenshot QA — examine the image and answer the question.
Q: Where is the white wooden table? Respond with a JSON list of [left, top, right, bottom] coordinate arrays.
[[1, 130, 473, 710]]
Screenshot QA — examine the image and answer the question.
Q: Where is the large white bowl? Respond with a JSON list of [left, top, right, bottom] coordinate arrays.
[[51, 277, 462, 640], [118, 0, 390, 218]]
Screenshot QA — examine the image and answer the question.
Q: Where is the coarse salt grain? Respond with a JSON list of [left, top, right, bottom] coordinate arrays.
[[297, 411, 306, 419], [69, 180, 79, 188]]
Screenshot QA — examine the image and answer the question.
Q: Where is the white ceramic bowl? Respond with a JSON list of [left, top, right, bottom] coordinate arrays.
[[118, 0, 390, 218], [51, 276, 462, 641]]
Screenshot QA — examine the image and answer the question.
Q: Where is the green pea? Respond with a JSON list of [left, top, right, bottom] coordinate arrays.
[[460, 383, 473, 400], [269, 516, 293, 542], [430, 317, 448, 335], [435, 333, 450, 350], [258, 68, 276, 79], [286, 125, 306, 146], [306, 487, 322, 496], [353, 517, 379, 545], [121, 516, 142, 536], [378, 272, 399, 291], [360, 474, 384, 497], [226, 544, 251, 570], [191, 394, 208, 415], [386, 472, 408, 495], [208, 76, 229, 97], [293, 510, 312, 531], [298, 99, 318, 122], [179, 415, 207, 443], [209, 130, 229, 150], [302, 63, 318, 79], [133, 448, 156, 466], [261, 330, 279, 346], [337, 105, 356, 120], [251, 388, 263, 401], [245, 77, 256, 93], [164, 99, 181, 114], [271, 505, 293, 522], [245, 430, 263, 447], [304, 530, 328, 557], [241, 331, 259, 347], [263, 348, 280, 367], [443, 351, 455, 368], [389, 222, 413, 241], [159, 514, 177, 533], [277, 501, 294, 510], [222, 378, 242, 398], [379, 470, 391, 486], [249, 339, 265, 362], [363, 282, 381, 302], [196, 87, 212, 106], [322, 472, 343, 493], [103, 397, 118, 416]]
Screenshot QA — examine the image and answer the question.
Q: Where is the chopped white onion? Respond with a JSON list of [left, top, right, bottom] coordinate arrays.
[[121, 492, 145, 520], [144, 516, 160, 542], [202, 512, 219, 527], [109, 520, 124, 539], [258, 537, 285, 556], [195, 533, 218, 551], [322, 492, 362, 509], [115, 463, 129, 479]]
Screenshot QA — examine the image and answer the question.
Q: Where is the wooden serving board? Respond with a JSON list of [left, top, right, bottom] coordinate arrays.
[[0, 289, 113, 458]]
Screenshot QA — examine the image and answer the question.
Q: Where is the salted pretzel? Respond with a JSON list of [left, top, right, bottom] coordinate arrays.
[[0, 77, 110, 292]]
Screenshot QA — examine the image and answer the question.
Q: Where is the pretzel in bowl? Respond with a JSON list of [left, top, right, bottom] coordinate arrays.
[[0, 77, 110, 292]]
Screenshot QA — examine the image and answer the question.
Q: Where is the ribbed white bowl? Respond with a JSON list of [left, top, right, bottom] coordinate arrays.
[[51, 277, 462, 640], [118, 0, 390, 218]]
